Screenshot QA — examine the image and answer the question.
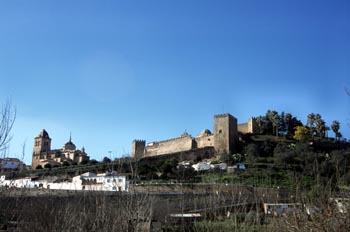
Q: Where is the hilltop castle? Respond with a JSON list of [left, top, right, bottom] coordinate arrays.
[[132, 113, 257, 159], [32, 130, 89, 169]]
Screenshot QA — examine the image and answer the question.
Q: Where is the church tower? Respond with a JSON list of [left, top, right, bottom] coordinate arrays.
[[32, 129, 51, 168]]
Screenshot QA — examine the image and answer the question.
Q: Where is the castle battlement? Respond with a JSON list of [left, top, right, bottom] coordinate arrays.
[[132, 113, 242, 159], [214, 113, 232, 118], [146, 134, 192, 147]]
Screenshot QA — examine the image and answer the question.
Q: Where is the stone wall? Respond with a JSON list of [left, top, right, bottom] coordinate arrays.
[[144, 135, 194, 157], [195, 135, 214, 148], [238, 123, 249, 133], [132, 113, 242, 159], [238, 118, 257, 134]]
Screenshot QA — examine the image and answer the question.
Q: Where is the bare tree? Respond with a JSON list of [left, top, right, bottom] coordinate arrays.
[[0, 99, 16, 153]]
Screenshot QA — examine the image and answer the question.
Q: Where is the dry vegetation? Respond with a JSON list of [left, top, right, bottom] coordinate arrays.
[[1, 183, 349, 231], [0, 190, 154, 232]]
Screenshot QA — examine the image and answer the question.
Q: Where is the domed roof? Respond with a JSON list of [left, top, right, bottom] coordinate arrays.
[[197, 129, 212, 137], [63, 134, 76, 151], [37, 129, 50, 138]]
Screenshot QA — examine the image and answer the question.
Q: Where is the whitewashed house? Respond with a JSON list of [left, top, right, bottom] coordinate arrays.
[[0, 175, 39, 189], [192, 162, 214, 171], [0, 172, 129, 192], [0, 158, 24, 170], [48, 172, 129, 191]]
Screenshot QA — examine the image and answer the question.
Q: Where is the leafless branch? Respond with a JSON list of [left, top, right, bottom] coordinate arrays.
[[0, 99, 16, 152]]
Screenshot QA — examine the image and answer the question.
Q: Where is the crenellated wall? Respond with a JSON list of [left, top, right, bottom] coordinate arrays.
[[132, 113, 256, 159], [238, 117, 257, 134], [144, 135, 194, 157]]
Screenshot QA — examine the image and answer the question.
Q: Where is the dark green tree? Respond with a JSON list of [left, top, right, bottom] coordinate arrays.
[[255, 116, 265, 134], [266, 110, 279, 136], [331, 120, 340, 141], [307, 113, 316, 138], [315, 114, 327, 138], [284, 113, 303, 137], [89, 159, 98, 165], [279, 112, 287, 135], [102, 156, 111, 163], [273, 142, 295, 164], [244, 144, 260, 162]]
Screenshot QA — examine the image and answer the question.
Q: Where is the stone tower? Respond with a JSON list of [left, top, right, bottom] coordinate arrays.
[[213, 114, 238, 155], [32, 129, 51, 168], [132, 140, 146, 159]]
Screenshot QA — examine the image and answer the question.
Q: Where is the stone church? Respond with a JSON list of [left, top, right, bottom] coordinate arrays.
[[32, 129, 89, 169]]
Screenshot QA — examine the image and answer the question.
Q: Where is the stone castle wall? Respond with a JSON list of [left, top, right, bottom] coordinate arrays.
[[144, 135, 194, 158], [132, 113, 254, 159], [195, 135, 214, 149], [238, 123, 249, 134], [238, 118, 256, 134]]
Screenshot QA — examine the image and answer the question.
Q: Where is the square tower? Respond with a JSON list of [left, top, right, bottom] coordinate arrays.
[[33, 129, 51, 155], [214, 114, 238, 155], [132, 140, 146, 159], [32, 129, 52, 168]]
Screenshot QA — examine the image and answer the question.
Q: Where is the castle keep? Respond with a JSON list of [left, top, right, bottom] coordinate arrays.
[[32, 130, 89, 169], [132, 113, 256, 159]]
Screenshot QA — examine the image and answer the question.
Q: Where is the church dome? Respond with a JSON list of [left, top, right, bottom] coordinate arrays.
[[197, 129, 212, 137], [63, 135, 76, 151]]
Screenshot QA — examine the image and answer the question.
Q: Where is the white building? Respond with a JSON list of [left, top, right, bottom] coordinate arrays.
[[0, 175, 39, 189], [0, 172, 129, 192], [192, 162, 214, 171], [0, 158, 24, 170], [49, 172, 129, 191]]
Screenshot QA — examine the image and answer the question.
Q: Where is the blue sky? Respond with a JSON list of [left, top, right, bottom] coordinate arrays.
[[0, 1, 349, 164]]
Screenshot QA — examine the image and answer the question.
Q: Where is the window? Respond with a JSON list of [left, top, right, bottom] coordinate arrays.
[[219, 129, 222, 134]]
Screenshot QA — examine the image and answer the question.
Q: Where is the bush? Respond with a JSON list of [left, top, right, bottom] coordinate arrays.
[[244, 144, 260, 162], [89, 159, 98, 165], [80, 160, 88, 165], [62, 161, 70, 167]]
